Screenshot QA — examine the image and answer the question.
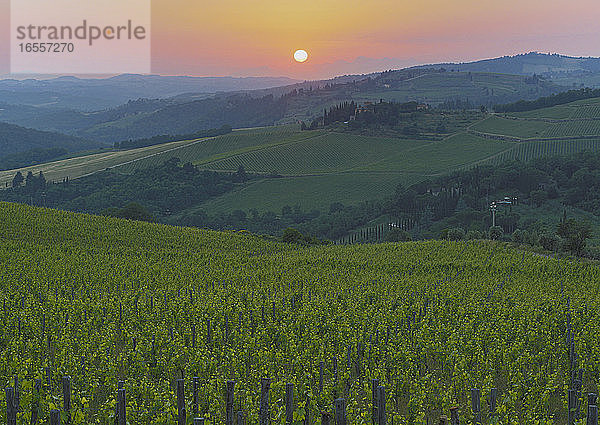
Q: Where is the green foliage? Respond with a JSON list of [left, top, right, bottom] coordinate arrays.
[[0, 122, 99, 158], [383, 227, 412, 242], [0, 147, 68, 171], [489, 226, 504, 240], [114, 125, 232, 150], [0, 158, 241, 218], [446, 227, 466, 241], [539, 233, 562, 252], [0, 203, 598, 424], [557, 218, 592, 255], [102, 202, 154, 222], [495, 87, 600, 113], [282, 227, 303, 243]]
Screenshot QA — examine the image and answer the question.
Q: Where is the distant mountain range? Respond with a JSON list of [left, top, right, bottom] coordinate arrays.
[[0, 75, 300, 110]]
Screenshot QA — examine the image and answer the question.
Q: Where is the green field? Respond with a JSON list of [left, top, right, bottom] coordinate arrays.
[[2, 203, 599, 424], [179, 173, 420, 215], [0, 137, 208, 188]]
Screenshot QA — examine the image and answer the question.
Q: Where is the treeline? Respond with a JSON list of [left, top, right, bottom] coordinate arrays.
[[114, 125, 232, 150], [0, 147, 68, 171], [323, 101, 356, 126], [304, 100, 425, 130], [171, 151, 600, 252], [1, 158, 249, 217], [6, 151, 600, 255], [495, 87, 600, 112]]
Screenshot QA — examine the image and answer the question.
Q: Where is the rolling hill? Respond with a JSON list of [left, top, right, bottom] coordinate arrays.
[[0, 74, 299, 111], [412, 52, 600, 76], [4, 96, 600, 215], [0, 70, 565, 143], [0, 121, 102, 160]]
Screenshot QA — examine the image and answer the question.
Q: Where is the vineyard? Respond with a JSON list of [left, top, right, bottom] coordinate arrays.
[[1, 203, 600, 424], [482, 139, 600, 166]]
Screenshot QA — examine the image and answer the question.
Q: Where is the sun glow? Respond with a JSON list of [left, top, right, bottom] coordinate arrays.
[[294, 49, 308, 63]]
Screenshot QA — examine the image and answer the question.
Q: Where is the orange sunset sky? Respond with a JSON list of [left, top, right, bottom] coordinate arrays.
[[1, 0, 600, 79]]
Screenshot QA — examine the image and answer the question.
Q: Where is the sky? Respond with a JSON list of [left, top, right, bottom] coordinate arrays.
[[1, 0, 600, 79]]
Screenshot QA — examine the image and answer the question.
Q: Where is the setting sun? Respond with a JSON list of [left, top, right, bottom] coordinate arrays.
[[294, 49, 308, 63]]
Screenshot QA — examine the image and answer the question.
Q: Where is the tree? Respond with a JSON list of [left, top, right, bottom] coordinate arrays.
[[38, 171, 46, 189], [102, 202, 154, 222], [489, 226, 503, 240], [235, 164, 248, 183], [539, 233, 561, 252], [384, 227, 412, 242], [446, 227, 466, 241], [557, 219, 592, 256], [25, 171, 35, 189], [12, 171, 24, 187], [529, 190, 548, 207], [282, 227, 303, 244]]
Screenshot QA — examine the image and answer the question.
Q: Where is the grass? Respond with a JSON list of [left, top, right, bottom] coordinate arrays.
[[359, 133, 516, 173], [0, 137, 205, 188], [180, 172, 420, 214]]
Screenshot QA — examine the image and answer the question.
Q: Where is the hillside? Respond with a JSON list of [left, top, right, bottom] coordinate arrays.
[[1, 202, 599, 424], [0, 121, 102, 161], [5, 96, 600, 215], [412, 52, 600, 77], [0, 71, 565, 143], [0, 75, 299, 111]]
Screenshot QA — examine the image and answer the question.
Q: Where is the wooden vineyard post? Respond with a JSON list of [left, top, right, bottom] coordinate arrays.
[[62, 376, 71, 425], [371, 379, 379, 425], [588, 394, 598, 425], [589, 405, 599, 425], [117, 388, 126, 425], [14, 376, 20, 413], [470, 388, 481, 425], [377, 386, 386, 425], [489, 388, 498, 416], [285, 383, 294, 425], [334, 398, 346, 425], [333, 356, 338, 395], [50, 409, 61, 425], [32, 379, 41, 425], [569, 389, 577, 425], [304, 394, 311, 425], [6, 386, 16, 425], [177, 379, 186, 425], [237, 411, 245, 425], [259, 378, 270, 425], [193, 377, 200, 418], [226, 380, 235, 425], [450, 407, 459, 425], [319, 361, 324, 395]]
